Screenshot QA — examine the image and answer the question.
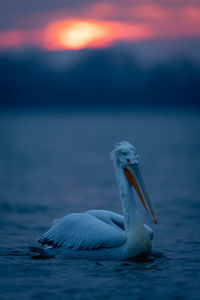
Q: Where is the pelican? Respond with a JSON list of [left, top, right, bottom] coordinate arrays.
[[29, 141, 157, 260]]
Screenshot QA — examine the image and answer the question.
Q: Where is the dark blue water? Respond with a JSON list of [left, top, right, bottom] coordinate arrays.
[[0, 109, 200, 300]]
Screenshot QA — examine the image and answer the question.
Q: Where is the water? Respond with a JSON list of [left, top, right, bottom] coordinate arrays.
[[0, 109, 200, 300]]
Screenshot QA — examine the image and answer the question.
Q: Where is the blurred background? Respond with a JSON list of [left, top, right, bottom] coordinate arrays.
[[0, 1, 200, 300], [0, 0, 200, 107]]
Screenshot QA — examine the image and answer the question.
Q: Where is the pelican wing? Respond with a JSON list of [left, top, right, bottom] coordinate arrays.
[[86, 210, 153, 240], [38, 212, 126, 250], [86, 210, 125, 229]]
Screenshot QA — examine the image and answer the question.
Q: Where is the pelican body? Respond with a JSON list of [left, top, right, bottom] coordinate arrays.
[[29, 141, 157, 260]]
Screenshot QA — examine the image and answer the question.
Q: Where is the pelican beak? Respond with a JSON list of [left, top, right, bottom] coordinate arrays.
[[124, 163, 157, 224]]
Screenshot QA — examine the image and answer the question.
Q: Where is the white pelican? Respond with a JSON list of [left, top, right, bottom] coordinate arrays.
[[29, 141, 157, 260]]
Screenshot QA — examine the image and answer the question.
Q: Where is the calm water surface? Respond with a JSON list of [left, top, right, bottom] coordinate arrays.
[[0, 109, 200, 300]]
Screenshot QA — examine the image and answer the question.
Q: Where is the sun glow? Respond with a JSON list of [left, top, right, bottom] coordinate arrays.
[[44, 20, 152, 50], [59, 21, 109, 49], [45, 20, 110, 50]]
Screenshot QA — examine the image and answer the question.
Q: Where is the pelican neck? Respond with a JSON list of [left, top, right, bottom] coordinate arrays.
[[115, 166, 141, 232]]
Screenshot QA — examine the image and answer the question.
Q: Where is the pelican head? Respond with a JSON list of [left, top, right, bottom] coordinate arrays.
[[111, 141, 157, 224], [110, 141, 139, 167]]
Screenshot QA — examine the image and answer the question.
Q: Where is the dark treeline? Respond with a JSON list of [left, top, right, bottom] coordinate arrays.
[[0, 49, 200, 107]]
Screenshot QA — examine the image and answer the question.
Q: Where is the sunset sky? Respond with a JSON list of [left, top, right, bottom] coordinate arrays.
[[0, 0, 200, 50]]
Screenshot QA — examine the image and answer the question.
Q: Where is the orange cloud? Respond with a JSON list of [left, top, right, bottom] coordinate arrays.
[[0, 29, 44, 49], [0, 30, 25, 49], [179, 6, 200, 20], [86, 2, 115, 19], [130, 5, 170, 21], [129, 4, 200, 38]]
